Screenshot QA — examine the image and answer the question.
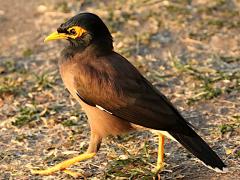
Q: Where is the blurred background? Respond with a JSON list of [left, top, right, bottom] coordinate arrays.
[[0, 0, 239, 179]]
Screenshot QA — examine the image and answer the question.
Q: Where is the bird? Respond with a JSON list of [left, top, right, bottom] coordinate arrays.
[[31, 12, 227, 177]]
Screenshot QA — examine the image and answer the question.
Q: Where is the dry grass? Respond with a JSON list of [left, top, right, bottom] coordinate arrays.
[[0, 0, 239, 179]]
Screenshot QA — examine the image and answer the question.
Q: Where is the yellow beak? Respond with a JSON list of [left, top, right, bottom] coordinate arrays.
[[44, 32, 68, 42]]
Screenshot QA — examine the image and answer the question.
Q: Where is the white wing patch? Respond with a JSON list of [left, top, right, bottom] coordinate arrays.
[[96, 105, 113, 114]]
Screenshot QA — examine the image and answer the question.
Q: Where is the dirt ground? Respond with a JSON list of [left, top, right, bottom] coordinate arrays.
[[0, 0, 239, 179]]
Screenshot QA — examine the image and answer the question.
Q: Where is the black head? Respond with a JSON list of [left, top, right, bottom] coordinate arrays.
[[45, 12, 113, 52]]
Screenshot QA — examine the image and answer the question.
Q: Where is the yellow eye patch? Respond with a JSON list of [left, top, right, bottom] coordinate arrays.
[[67, 26, 87, 39], [44, 26, 87, 42]]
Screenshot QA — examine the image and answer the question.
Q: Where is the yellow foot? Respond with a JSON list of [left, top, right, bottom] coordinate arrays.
[[152, 163, 165, 174], [31, 153, 96, 176]]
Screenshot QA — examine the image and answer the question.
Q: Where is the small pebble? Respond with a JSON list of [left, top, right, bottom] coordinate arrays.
[[37, 5, 47, 13]]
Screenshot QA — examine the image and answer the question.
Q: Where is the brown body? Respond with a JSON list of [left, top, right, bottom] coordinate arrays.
[[57, 43, 226, 172], [59, 48, 135, 153]]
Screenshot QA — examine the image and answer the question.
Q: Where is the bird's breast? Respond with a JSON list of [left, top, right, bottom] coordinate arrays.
[[59, 60, 134, 138]]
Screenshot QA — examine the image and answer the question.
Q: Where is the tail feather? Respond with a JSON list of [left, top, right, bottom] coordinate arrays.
[[169, 128, 227, 172]]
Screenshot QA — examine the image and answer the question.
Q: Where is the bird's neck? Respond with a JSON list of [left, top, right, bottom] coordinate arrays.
[[59, 43, 113, 65], [61, 40, 113, 58], [61, 45, 85, 59]]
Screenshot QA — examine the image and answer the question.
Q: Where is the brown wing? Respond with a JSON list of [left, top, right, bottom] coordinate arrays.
[[73, 52, 192, 135]]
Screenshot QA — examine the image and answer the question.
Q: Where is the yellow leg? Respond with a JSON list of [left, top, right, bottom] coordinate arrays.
[[153, 133, 165, 173], [31, 153, 96, 176], [157, 134, 164, 170]]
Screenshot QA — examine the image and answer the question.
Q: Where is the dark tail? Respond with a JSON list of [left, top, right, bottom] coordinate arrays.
[[170, 128, 227, 172]]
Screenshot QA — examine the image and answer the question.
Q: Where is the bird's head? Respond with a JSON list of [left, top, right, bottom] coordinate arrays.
[[45, 12, 113, 51]]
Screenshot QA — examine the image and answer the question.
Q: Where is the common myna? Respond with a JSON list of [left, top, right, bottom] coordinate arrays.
[[32, 12, 227, 177]]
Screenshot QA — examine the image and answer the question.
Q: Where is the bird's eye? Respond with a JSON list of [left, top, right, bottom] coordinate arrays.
[[69, 29, 76, 35]]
